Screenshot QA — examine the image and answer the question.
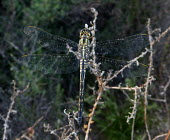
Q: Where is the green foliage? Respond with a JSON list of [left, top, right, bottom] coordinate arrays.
[[12, 65, 45, 96], [24, 0, 62, 24], [23, 0, 81, 25], [93, 92, 131, 139], [125, 78, 137, 87], [85, 90, 159, 140]]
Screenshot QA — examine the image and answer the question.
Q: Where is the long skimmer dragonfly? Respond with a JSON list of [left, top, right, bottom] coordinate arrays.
[[21, 26, 149, 125]]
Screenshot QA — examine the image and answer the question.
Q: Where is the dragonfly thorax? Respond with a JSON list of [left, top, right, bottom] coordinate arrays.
[[79, 29, 92, 59]]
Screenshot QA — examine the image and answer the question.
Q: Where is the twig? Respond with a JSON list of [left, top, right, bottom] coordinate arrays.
[[2, 80, 29, 140], [165, 130, 170, 140], [151, 26, 170, 47], [161, 77, 170, 127], [152, 133, 168, 140], [143, 18, 153, 140], [85, 78, 104, 140], [126, 88, 138, 124], [148, 97, 166, 102], [105, 85, 143, 91]]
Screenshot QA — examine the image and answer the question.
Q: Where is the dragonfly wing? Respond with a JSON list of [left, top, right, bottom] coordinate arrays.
[[24, 26, 78, 53], [96, 57, 148, 78], [20, 54, 79, 74], [95, 34, 149, 60]]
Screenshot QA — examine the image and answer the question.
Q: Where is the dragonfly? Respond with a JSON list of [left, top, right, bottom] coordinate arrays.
[[21, 26, 149, 125]]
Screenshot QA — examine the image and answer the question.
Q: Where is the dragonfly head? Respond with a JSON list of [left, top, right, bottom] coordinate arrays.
[[80, 28, 92, 39]]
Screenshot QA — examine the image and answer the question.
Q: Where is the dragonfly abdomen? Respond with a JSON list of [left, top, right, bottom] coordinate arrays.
[[78, 59, 87, 125]]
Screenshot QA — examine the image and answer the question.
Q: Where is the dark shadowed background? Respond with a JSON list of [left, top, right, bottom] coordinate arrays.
[[0, 0, 170, 140]]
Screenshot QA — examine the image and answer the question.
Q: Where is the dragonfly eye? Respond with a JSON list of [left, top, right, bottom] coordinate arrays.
[[87, 32, 91, 37], [80, 29, 92, 38], [80, 31, 84, 37]]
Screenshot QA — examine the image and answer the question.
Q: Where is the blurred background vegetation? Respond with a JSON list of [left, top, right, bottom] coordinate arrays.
[[0, 0, 170, 140]]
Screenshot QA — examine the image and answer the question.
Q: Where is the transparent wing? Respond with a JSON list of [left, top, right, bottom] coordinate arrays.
[[95, 34, 149, 60], [24, 26, 78, 53], [96, 57, 148, 77], [20, 54, 79, 74]]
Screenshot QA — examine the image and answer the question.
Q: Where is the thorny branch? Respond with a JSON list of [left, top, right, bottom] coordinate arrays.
[[44, 109, 79, 140], [143, 19, 154, 140], [2, 80, 29, 140]]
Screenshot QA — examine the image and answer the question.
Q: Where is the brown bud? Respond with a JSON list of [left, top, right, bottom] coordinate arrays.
[[84, 124, 88, 129], [90, 120, 94, 124], [88, 113, 93, 117], [27, 127, 35, 138]]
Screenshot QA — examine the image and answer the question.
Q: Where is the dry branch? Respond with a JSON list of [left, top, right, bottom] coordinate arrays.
[[2, 80, 29, 140]]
